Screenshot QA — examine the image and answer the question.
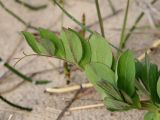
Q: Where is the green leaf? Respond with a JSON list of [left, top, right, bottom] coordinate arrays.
[[141, 54, 151, 91], [119, 0, 130, 49], [97, 80, 122, 101], [131, 92, 141, 108], [144, 112, 155, 120], [104, 96, 131, 111], [68, 29, 91, 68], [117, 50, 135, 96], [135, 80, 150, 97], [89, 32, 112, 67], [157, 77, 160, 99], [149, 64, 160, 103], [39, 28, 65, 58], [144, 112, 160, 120], [23, 32, 47, 54], [135, 60, 143, 79], [60, 29, 83, 63], [120, 90, 141, 108], [85, 62, 115, 96], [38, 38, 56, 56], [140, 54, 160, 103], [121, 90, 133, 104], [155, 112, 160, 120], [111, 56, 116, 72]]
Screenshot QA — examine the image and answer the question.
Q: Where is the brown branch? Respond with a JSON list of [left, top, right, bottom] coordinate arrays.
[[56, 88, 82, 120]]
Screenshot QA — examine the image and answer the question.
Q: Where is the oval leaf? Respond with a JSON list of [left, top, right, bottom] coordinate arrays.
[[23, 32, 47, 54], [157, 77, 160, 99], [149, 64, 160, 103], [85, 62, 115, 95], [104, 96, 130, 111], [144, 112, 155, 120], [60, 29, 83, 63], [97, 80, 122, 101], [89, 33, 112, 67], [68, 29, 91, 68], [117, 50, 135, 96], [39, 28, 65, 58]]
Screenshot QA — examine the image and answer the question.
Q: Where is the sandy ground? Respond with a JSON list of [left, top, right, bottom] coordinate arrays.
[[0, 0, 160, 120]]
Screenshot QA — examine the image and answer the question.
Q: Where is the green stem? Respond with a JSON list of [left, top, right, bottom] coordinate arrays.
[[119, 0, 130, 49], [15, 0, 47, 11], [52, 0, 122, 53], [95, 0, 105, 37], [53, 0, 92, 33], [81, 13, 86, 37], [0, 95, 32, 111], [107, 0, 116, 15], [0, 0, 38, 30], [122, 0, 158, 48], [0, 58, 50, 85]]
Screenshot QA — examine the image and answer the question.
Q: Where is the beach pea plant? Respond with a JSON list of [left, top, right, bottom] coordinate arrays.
[[23, 28, 160, 120]]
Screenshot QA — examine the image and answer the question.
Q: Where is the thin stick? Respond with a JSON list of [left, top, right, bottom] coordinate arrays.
[[46, 83, 93, 93], [0, 0, 38, 30], [119, 0, 130, 49], [95, 0, 105, 37], [0, 68, 59, 94], [122, 0, 158, 48], [87, 9, 123, 28], [69, 100, 152, 111], [69, 103, 104, 111], [0, 57, 50, 85], [15, 0, 47, 11], [0, 27, 27, 81], [80, 13, 86, 37], [28, 68, 61, 78], [0, 95, 32, 111], [0, 81, 25, 94], [52, 0, 92, 33], [107, 0, 116, 15], [0, 57, 37, 82], [56, 88, 82, 120]]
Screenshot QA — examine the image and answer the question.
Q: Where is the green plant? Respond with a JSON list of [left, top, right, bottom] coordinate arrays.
[[23, 28, 160, 120]]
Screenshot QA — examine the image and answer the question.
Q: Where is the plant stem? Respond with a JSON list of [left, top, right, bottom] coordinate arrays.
[[15, 0, 47, 11], [119, 0, 130, 49], [52, 0, 92, 33], [0, 95, 32, 111], [52, 0, 122, 52], [56, 88, 82, 120], [87, 9, 122, 28], [107, 0, 116, 15], [121, 0, 158, 48], [0, 57, 50, 85], [0, 0, 38, 30], [80, 13, 86, 37], [95, 0, 105, 37]]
